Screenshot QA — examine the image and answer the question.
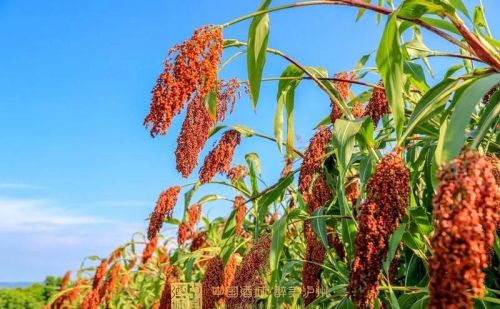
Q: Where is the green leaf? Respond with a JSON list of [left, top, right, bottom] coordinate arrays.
[[184, 182, 200, 210], [204, 90, 218, 119], [376, 13, 405, 140], [436, 73, 500, 164], [398, 0, 453, 19], [245, 152, 262, 175], [270, 215, 287, 284], [420, 17, 460, 35], [220, 210, 238, 264], [274, 65, 304, 154], [383, 222, 406, 275], [404, 62, 429, 93], [196, 194, 225, 204], [231, 124, 255, 137], [472, 90, 499, 148], [311, 208, 329, 250], [402, 77, 458, 142], [247, 0, 272, 108], [332, 118, 365, 176], [448, 0, 470, 20]]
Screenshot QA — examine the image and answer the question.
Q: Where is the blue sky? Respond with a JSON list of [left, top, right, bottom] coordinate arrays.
[[0, 0, 498, 282]]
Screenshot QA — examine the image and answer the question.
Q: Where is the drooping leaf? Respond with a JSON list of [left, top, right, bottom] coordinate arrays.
[[332, 118, 365, 176], [472, 90, 499, 148], [436, 73, 500, 164], [247, 0, 272, 108], [376, 13, 405, 140], [270, 215, 287, 284], [383, 222, 406, 275], [311, 207, 329, 250]]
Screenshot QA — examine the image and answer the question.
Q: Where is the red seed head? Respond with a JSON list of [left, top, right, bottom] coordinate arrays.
[[60, 271, 71, 291], [187, 204, 202, 228], [148, 186, 181, 240], [177, 222, 192, 246], [330, 72, 355, 123], [348, 150, 410, 308], [199, 130, 241, 184], [202, 256, 225, 309], [141, 236, 158, 265], [190, 231, 208, 252], [222, 254, 239, 300], [226, 234, 271, 309], [429, 151, 500, 308], [365, 81, 389, 125], [144, 26, 223, 137], [216, 78, 242, 122], [233, 196, 246, 236], [227, 164, 248, 182], [104, 263, 121, 302], [92, 260, 108, 290]]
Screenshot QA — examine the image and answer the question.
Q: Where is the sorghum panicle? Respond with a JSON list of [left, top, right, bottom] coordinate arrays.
[[330, 72, 355, 123], [227, 164, 248, 182], [234, 196, 246, 236], [429, 151, 500, 308], [365, 82, 389, 125], [348, 150, 410, 308], [141, 236, 158, 265], [159, 266, 181, 309], [217, 78, 241, 122], [175, 96, 214, 178], [222, 254, 239, 300], [144, 26, 223, 136], [103, 263, 121, 303], [226, 234, 272, 309], [199, 130, 241, 184], [177, 222, 191, 246], [92, 260, 108, 290], [60, 271, 71, 290], [188, 204, 202, 228], [202, 256, 225, 309], [148, 186, 181, 240], [190, 231, 208, 252]]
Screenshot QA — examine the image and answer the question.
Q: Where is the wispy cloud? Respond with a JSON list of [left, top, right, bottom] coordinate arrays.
[[0, 182, 45, 190], [0, 198, 106, 232]]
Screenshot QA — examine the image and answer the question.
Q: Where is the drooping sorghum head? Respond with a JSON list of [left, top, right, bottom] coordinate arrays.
[[217, 78, 242, 122], [227, 164, 248, 182], [177, 222, 192, 246], [298, 127, 332, 205], [103, 263, 121, 303], [92, 260, 108, 290], [199, 130, 241, 184], [188, 204, 202, 228], [81, 289, 100, 309], [429, 151, 500, 309], [226, 234, 272, 309], [148, 186, 181, 241], [175, 96, 215, 178], [141, 236, 158, 265], [190, 231, 208, 252], [233, 196, 246, 236], [345, 176, 360, 205], [159, 266, 181, 309], [365, 82, 389, 125], [330, 72, 355, 123], [352, 103, 366, 118], [330, 100, 343, 124], [348, 150, 410, 308], [281, 157, 294, 178], [302, 225, 326, 305], [222, 254, 239, 300], [144, 26, 223, 137], [202, 256, 225, 309], [60, 271, 71, 290]]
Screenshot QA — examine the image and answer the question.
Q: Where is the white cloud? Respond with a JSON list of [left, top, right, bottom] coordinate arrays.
[[0, 198, 106, 232]]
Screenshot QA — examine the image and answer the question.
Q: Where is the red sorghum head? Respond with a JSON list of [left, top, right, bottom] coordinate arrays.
[[92, 260, 108, 290], [175, 96, 215, 178], [348, 150, 410, 308], [217, 78, 241, 122], [103, 263, 121, 303], [234, 196, 246, 236], [148, 186, 181, 240], [187, 204, 202, 228], [302, 225, 326, 305], [202, 256, 225, 309], [144, 26, 223, 137], [159, 266, 181, 309], [177, 222, 192, 246], [141, 236, 158, 265], [429, 151, 500, 308], [199, 130, 241, 184], [222, 254, 239, 300], [227, 164, 248, 182], [298, 127, 332, 205], [365, 82, 389, 125], [330, 72, 355, 123], [226, 234, 272, 309], [60, 271, 71, 290], [345, 177, 360, 205], [190, 231, 208, 252], [352, 103, 366, 118]]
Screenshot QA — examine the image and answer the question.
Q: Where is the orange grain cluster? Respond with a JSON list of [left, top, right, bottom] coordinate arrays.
[[298, 128, 333, 305], [103, 263, 121, 303], [159, 266, 182, 309], [190, 231, 208, 252], [227, 164, 248, 182], [226, 234, 272, 309], [142, 236, 158, 265], [234, 196, 246, 236], [222, 254, 239, 300], [330, 72, 355, 123], [365, 81, 389, 125], [188, 204, 202, 227], [144, 26, 223, 137], [199, 130, 241, 183], [81, 260, 109, 309], [177, 222, 191, 246], [216, 78, 242, 122], [429, 151, 500, 308], [348, 150, 410, 308], [202, 256, 225, 309], [148, 186, 181, 240]]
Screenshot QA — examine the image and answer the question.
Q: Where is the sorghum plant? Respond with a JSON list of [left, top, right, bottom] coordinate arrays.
[[46, 0, 500, 308]]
